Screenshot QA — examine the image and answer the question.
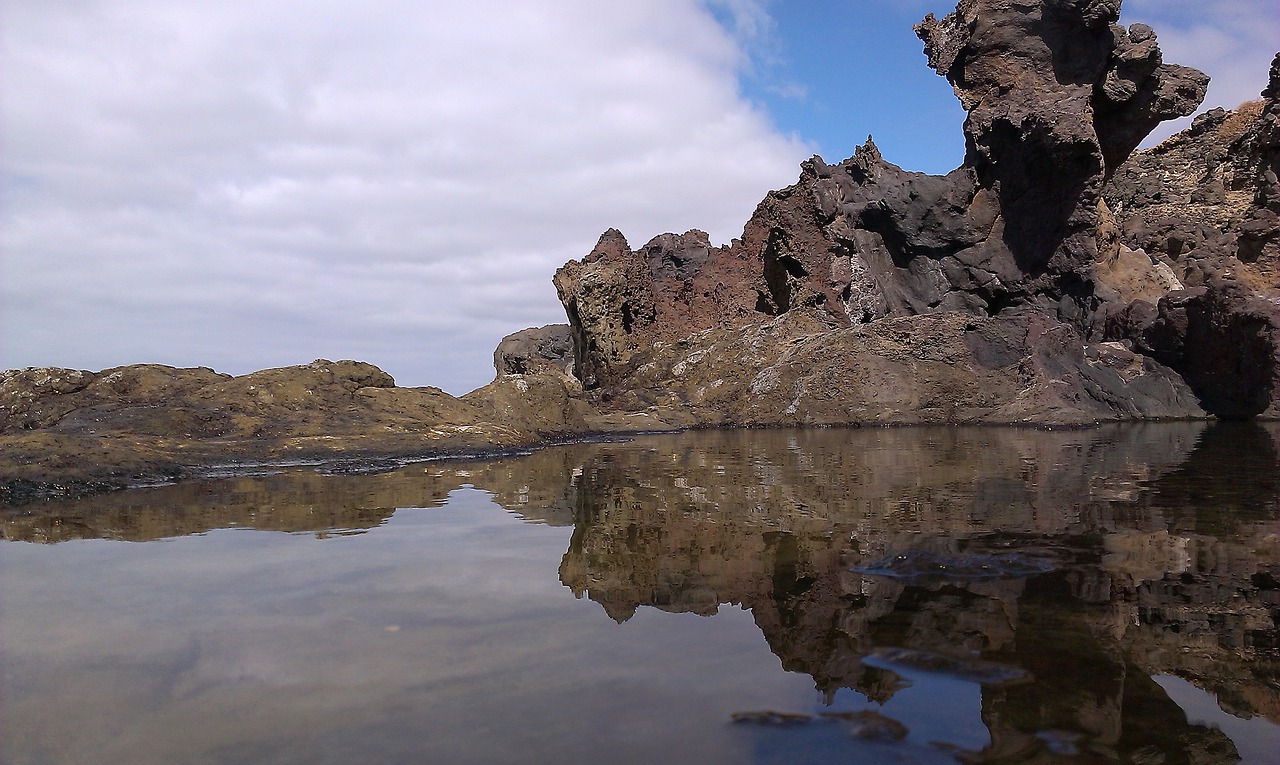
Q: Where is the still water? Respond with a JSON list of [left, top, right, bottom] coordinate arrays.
[[3, 423, 1279, 764]]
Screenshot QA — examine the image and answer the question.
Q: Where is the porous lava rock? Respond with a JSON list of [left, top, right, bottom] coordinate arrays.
[[1102, 53, 1280, 292], [4, 1, 1278, 502], [553, 0, 1245, 423], [1099, 52, 1280, 416], [493, 324, 574, 376]]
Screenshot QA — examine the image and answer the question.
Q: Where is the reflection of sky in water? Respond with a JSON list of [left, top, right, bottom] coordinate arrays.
[[3, 490, 821, 764], [5, 424, 1280, 764], [859, 655, 990, 753], [1157, 675, 1280, 765]]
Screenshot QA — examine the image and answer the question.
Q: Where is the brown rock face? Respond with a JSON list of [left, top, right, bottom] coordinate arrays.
[[576, 307, 1203, 427], [0, 359, 538, 501], [1135, 278, 1280, 419], [553, 0, 1251, 421], [1237, 53, 1280, 272], [1102, 60, 1280, 293], [554, 228, 764, 389], [1099, 52, 1280, 417]]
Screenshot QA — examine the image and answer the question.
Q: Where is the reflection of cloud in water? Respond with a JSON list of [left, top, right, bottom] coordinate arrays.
[[4, 424, 1280, 763]]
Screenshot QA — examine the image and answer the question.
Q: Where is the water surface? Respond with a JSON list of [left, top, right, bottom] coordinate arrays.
[[3, 423, 1279, 764]]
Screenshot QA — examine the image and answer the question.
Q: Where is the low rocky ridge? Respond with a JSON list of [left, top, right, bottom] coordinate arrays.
[[0, 361, 543, 501], [3, 0, 1278, 500]]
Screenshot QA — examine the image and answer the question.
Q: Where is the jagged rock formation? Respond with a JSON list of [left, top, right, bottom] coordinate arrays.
[[1104, 54, 1280, 289], [3, 1, 1278, 501], [553, 0, 1279, 424], [1098, 53, 1280, 418]]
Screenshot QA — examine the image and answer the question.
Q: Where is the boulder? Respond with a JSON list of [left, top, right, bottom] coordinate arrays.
[[1134, 278, 1280, 419], [493, 324, 575, 377]]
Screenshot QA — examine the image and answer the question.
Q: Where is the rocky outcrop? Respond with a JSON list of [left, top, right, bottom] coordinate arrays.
[[567, 306, 1203, 427], [1105, 52, 1280, 291], [1099, 52, 1280, 416], [0, 359, 536, 501], [914, 2, 1207, 288], [553, 1, 1278, 424], [492, 324, 574, 376], [1129, 278, 1280, 419], [3, 2, 1278, 501]]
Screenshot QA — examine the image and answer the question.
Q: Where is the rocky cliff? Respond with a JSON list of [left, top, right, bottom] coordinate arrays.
[[3, 0, 1279, 500], [553, 0, 1280, 425]]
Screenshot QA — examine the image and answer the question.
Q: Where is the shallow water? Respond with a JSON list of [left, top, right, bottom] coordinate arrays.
[[3, 422, 1280, 764]]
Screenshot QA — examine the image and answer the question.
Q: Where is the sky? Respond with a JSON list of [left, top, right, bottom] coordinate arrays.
[[3, 1, 1277, 394]]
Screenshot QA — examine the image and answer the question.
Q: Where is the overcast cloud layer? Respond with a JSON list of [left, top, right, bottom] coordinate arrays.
[[3, 0, 1276, 393], [3, 0, 809, 392]]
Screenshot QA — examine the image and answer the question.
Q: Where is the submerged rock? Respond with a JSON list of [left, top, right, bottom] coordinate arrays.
[[731, 709, 909, 742], [730, 710, 812, 727], [867, 647, 1030, 686], [852, 549, 1059, 585]]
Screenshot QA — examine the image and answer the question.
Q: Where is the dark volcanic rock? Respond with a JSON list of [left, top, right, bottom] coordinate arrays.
[[493, 324, 574, 377], [554, 228, 765, 390], [1134, 278, 1280, 419], [1099, 52, 1280, 416], [1236, 53, 1280, 270], [1103, 51, 1280, 292], [552, 0, 1233, 423], [916, 1, 1207, 280]]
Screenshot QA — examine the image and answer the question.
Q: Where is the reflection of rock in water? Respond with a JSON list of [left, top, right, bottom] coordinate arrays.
[[0, 443, 593, 542], [552, 425, 1279, 760], [1144, 421, 1280, 534], [6, 423, 1279, 757]]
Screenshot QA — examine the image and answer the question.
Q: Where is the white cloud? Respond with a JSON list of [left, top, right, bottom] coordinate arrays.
[[6, 0, 1269, 396], [1, 0, 810, 393], [1122, 0, 1278, 145]]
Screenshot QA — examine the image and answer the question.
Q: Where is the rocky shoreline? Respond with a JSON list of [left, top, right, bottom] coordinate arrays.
[[4, 0, 1279, 502]]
